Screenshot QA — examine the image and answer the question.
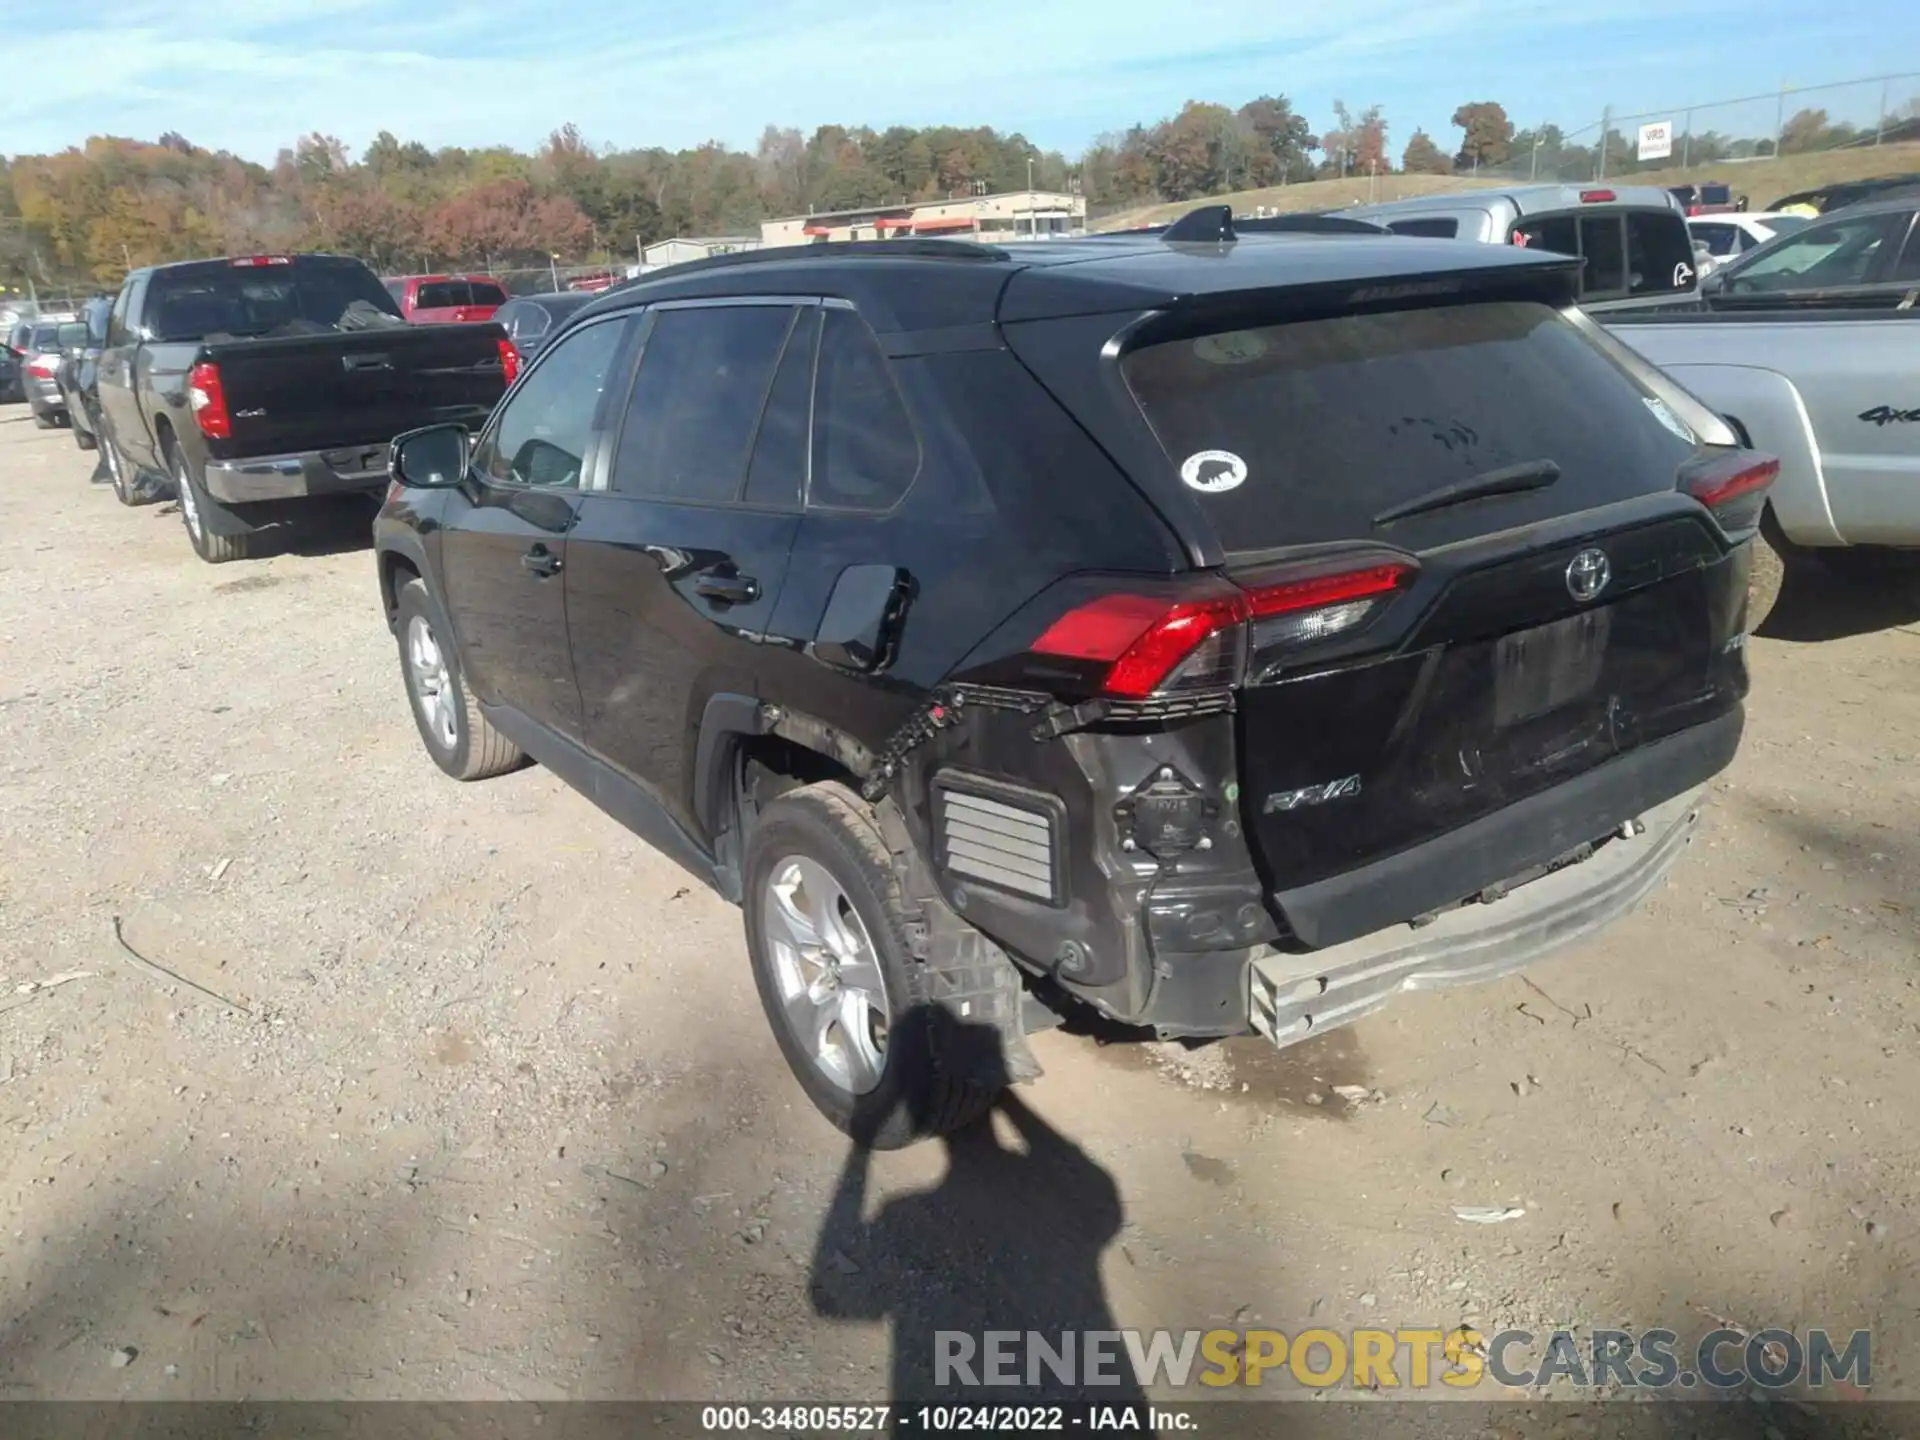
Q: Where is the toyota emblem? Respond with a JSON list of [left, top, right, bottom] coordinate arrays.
[[1566, 548, 1611, 603]]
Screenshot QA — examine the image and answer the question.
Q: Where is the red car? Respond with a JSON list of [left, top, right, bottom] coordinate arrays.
[[382, 274, 509, 324]]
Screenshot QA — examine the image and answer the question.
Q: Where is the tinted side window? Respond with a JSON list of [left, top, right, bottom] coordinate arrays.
[[416, 281, 467, 309], [1731, 212, 1906, 290], [1692, 223, 1738, 256], [474, 316, 630, 490], [613, 305, 796, 503], [810, 307, 920, 511], [743, 308, 818, 508], [1892, 217, 1920, 283], [1387, 217, 1459, 238]]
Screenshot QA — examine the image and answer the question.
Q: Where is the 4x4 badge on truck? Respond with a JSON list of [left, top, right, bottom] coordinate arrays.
[[1566, 548, 1611, 602]]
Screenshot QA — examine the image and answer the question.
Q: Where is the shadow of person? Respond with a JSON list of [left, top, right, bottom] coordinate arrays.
[[808, 1009, 1145, 1415]]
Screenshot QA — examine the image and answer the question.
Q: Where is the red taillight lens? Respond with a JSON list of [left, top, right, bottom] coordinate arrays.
[[1031, 562, 1414, 699], [498, 337, 520, 385], [1681, 449, 1778, 533], [26, 357, 57, 379], [187, 361, 231, 439]]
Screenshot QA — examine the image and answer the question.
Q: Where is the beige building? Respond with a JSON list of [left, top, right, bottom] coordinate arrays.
[[632, 235, 761, 275], [760, 190, 1086, 248]]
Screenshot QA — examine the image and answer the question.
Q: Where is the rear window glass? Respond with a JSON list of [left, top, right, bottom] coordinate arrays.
[[147, 263, 401, 341], [469, 282, 507, 306], [1121, 301, 1697, 554], [414, 281, 467, 309], [29, 324, 61, 350], [1701, 184, 1732, 206], [1512, 210, 1694, 298], [1386, 218, 1460, 238]]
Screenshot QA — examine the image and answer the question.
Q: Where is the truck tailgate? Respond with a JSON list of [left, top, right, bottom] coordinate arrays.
[[201, 325, 506, 458]]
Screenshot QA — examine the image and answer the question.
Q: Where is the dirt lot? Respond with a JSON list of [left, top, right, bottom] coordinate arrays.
[[2, 411, 1918, 1409]]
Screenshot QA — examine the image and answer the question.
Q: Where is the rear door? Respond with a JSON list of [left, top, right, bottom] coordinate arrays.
[[437, 311, 636, 738], [1117, 299, 1745, 917], [566, 300, 809, 842]]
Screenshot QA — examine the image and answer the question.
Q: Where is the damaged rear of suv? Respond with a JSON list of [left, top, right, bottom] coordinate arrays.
[[377, 208, 1767, 1146]]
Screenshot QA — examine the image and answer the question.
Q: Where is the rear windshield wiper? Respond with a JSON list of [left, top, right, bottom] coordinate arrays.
[[1371, 459, 1562, 528]]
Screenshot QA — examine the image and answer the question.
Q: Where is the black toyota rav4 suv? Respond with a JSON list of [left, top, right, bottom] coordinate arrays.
[[373, 209, 1770, 1147]]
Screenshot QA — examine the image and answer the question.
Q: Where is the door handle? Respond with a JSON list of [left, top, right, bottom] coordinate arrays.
[[694, 572, 760, 605], [521, 545, 562, 578]]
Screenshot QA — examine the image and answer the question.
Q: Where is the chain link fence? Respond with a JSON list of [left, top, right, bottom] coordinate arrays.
[[1477, 72, 1920, 187]]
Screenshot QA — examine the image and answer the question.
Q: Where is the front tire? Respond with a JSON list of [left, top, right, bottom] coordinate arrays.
[[394, 578, 523, 781], [744, 783, 1002, 1149], [172, 445, 251, 563]]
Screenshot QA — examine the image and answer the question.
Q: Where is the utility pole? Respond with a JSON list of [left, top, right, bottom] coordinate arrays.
[[1597, 106, 1612, 180], [1877, 80, 1890, 145], [549, 252, 559, 291], [1775, 82, 1788, 156], [1682, 109, 1693, 168], [1026, 155, 1035, 240]]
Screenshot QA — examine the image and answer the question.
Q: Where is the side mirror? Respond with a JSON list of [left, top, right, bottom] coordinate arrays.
[[390, 423, 468, 489]]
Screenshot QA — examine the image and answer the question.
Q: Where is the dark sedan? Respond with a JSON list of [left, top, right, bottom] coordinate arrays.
[[492, 292, 595, 366]]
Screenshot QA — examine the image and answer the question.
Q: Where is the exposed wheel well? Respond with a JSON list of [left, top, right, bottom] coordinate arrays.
[[737, 733, 857, 815], [379, 552, 422, 624]]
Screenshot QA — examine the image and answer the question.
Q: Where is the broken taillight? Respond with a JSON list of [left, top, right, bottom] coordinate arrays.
[[1029, 560, 1415, 699], [1680, 449, 1778, 534]]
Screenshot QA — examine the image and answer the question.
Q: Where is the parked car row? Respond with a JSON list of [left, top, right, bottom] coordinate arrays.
[[44, 205, 1910, 1150]]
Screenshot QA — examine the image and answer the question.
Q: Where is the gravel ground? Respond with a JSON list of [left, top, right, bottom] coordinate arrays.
[[2, 411, 1918, 1411]]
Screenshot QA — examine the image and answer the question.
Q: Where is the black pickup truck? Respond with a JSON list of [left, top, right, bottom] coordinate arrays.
[[95, 253, 511, 562]]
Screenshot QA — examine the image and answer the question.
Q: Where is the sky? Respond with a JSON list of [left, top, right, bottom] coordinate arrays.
[[4, 0, 1918, 166]]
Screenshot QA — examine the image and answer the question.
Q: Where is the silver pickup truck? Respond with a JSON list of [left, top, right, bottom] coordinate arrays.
[[1603, 310, 1920, 626]]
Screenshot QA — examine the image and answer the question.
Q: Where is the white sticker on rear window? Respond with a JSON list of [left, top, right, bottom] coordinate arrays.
[[1642, 396, 1697, 443], [1181, 450, 1248, 493], [1192, 331, 1268, 365]]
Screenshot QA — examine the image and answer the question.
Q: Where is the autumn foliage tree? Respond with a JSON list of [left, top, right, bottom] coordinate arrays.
[[1401, 130, 1451, 175], [1451, 101, 1515, 172]]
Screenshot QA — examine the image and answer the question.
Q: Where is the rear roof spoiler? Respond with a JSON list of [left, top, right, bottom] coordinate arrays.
[[1103, 205, 1389, 246]]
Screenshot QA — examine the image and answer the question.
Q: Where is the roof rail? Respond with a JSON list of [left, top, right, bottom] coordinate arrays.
[[638, 236, 1010, 282]]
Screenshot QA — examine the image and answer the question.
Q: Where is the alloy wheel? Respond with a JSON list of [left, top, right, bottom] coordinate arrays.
[[760, 855, 892, 1095], [406, 614, 460, 752]]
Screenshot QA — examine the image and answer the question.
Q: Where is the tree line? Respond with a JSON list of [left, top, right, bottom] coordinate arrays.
[[4, 92, 1913, 290]]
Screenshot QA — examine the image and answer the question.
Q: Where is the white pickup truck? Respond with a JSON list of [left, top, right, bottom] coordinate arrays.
[[1604, 310, 1920, 626]]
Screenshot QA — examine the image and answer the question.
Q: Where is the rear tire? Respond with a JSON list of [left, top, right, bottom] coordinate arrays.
[[31, 407, 53, 430], [743, 783, 1003, 1149], [102, 428, 139, 505], [394, 578, 524, 781], [171, 445, 252, 564], [73, 417, 97, 451]]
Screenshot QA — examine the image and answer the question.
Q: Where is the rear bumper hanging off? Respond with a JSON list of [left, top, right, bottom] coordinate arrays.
[[1248, 784, 1704, 1049]]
